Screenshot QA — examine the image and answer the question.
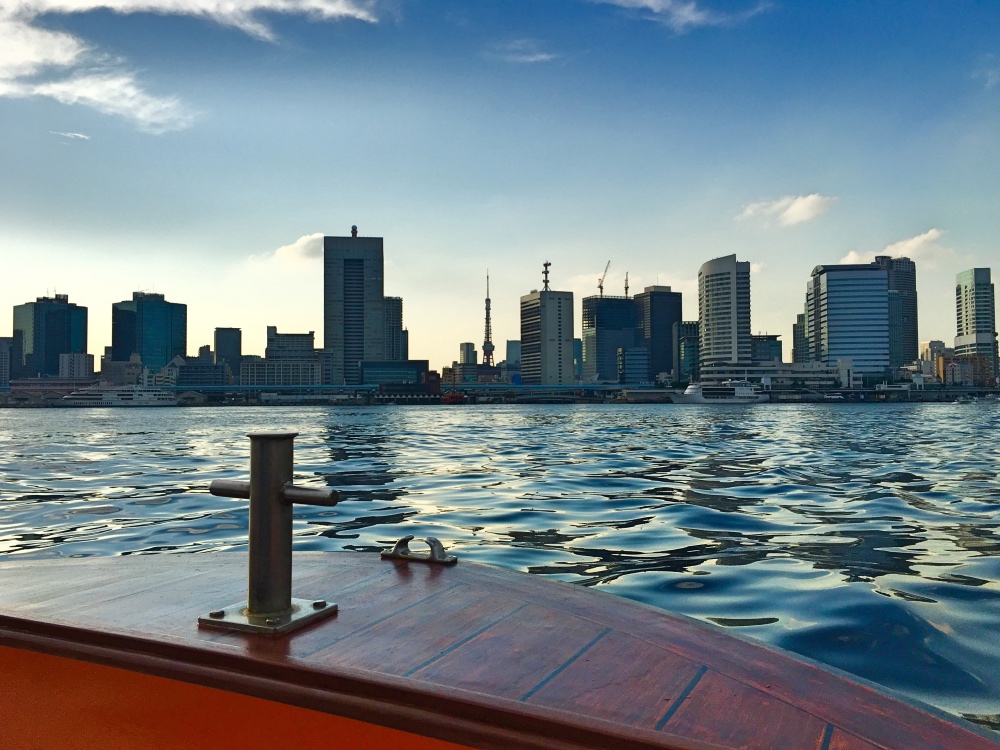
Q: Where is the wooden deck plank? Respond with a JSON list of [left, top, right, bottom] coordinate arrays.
[[524, 630, 704, 729], [828, 728, 885, 750], [663, 670, 828, 749], [410, 603, 609, 700], [318, 583, 525, 676], [446, 561, 999, 750], [0, 554, 995, 750]]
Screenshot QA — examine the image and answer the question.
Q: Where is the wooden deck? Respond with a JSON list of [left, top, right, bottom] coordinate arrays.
[[0, 553, 996, 750]]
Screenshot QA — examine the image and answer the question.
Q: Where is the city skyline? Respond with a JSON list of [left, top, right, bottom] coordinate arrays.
[[2, 2, 1000, 367]]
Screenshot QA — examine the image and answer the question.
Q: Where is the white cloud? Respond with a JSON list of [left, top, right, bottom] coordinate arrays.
[[50, 130, 90, 138], [738, 193, 837, 227], [487, 39, 559, 64], [248, 232, 324, 269], [593, 0, 769, 33], [839, 228, 948, 266], [0, 1, 377, 131]]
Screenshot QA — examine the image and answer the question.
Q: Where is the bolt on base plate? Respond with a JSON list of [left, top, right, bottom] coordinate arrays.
[[198, 598, 337, 636]]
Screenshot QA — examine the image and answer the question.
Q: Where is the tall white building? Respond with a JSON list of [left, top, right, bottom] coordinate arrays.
[[805, 263, 889, 379], [698, 254, 751, 367], [323, 227, 385, 385], [520, 271, 574, 385], [954, 268, 997, 374]]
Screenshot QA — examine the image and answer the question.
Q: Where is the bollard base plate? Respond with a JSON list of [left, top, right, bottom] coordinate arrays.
[[198, 598, 337, 636]]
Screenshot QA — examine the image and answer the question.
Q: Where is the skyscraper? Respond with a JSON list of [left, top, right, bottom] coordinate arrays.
[[805, 263, 889, 380], [875, 255, 918, 369], [214, 327, 242, 375], [792, 313, 808, 363], [323, 227, 385, 385], [581, 295, 638, 381], [384, 296, 404, 361], [13, 294, 88, 377], [698, 255, 751, 367], [111, 292, 186, 372], [954, 268, 997, 375], [520, 263, 574, 385], [634, 285, 683, 380]]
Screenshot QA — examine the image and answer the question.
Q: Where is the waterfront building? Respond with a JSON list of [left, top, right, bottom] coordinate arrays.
[[634, 285, 683, 381], [100, 353, 143, 386], [520, 265, 574, 385], [0, 333, 23, 387], [59, 353, 94, 379], [672, 321, 700, 382], [111, 292, 186, 372], [936, 354, 994, 387], [581, 296, 639, 382], [361, 360, 429, 386], [805, 263, 889, 383], [241, 359, 322, 387], [792, 313, 808, 363], [174, 355, 228, 388], [501, 340, 522, 384], [265, 327, 317, 361], [699, 359, 858, 391], [954, 268, 997, 376], [214, 328, 242, 378], [750, 334, 782, 363], [13, 294, 88, 377], [323, 227, 385, 385], [384, 297, 406, 361], [573, 338, 583, 381], [875, 256, 918, 370], [698, 255, 751, 368], [617, 347, 649, 384]]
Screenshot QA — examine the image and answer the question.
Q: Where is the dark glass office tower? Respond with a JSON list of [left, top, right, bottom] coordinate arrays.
[[875, 255, 918, 370], [111, 292, 187, 371], [581, 296, 639, 382], [12, 294, 88, 377], [633, 285, 682, 380]]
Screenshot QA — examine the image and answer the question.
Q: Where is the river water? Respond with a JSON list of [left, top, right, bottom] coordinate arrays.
[[1, 404, 998, 731]]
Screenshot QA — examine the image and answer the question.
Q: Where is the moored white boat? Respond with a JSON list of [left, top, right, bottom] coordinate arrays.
[[671, 379, 769, 404], [61, 385, 179, 407]]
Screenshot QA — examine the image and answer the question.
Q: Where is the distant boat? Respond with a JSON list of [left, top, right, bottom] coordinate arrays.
[[441, 391, 467, 405], [671, 380, 769, 404], [62, 385, 179, 407]]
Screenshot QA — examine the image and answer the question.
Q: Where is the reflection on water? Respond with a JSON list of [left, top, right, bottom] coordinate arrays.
[[1, 404, 999, 732]]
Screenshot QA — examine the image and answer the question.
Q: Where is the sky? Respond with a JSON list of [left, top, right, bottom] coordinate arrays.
[[2, 0, 999, 370]]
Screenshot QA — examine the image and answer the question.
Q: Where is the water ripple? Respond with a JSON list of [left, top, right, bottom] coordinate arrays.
[[0, 403, 998, 731]]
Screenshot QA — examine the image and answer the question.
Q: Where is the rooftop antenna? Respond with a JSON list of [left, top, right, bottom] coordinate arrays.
[[624, 271, 629, 298], [598, 261, 610, 297], [482, 271, 495, 367], [543, 261, 551, 291]]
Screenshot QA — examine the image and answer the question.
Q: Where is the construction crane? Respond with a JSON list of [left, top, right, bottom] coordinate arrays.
[[624, 271, 629, 298], [598, 261, 610, 297]]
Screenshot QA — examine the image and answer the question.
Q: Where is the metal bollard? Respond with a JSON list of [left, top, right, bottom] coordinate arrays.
[[198, 432, 340, 636]]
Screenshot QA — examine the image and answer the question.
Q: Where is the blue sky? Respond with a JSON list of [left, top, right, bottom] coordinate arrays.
[[2, 1, 998, 369]]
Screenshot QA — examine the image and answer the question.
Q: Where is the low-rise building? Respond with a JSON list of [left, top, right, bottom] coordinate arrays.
[[699, 359, 858, 390]]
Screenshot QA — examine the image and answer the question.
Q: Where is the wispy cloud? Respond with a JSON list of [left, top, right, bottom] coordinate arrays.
[[593, 0, 770, 33], [0, 1, 378, 132], [840, 228, 948, 266], [487, 39, 560, 64], [50, 130, 90, 139], [737, 193, 837, 227]]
